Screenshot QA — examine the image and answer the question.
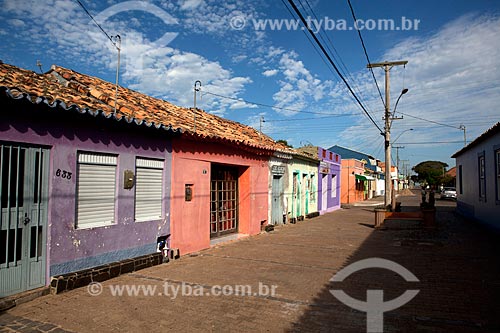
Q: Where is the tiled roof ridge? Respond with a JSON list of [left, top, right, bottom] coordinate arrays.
[[50, 65, 282, 144], [1, 61, 294, 154], [50, 66, 286, 144]]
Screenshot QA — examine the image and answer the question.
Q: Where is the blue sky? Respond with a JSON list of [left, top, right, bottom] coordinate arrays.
[[1, 0, 499, 171]]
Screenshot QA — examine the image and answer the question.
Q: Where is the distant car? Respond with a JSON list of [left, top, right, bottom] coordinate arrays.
[[440, 187, 457, 200]]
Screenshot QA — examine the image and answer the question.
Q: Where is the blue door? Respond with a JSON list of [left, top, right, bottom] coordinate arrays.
[[0, 144, 49, 297]]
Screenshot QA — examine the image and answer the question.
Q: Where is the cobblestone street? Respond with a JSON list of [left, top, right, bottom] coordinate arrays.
[[1, 193, 499, 332]]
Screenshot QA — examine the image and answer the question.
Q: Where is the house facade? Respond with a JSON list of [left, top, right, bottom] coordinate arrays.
[[285, 153, 319, 223], [0, 63, 176, 296], [0, 62, 288, 296], [268, 152, 291, 225], [297, 146, 341, 214], [340, 159, 366, 204], [171, 138, 271, 254], [329, 145, 382, 198], [452, 122, 500, 231]]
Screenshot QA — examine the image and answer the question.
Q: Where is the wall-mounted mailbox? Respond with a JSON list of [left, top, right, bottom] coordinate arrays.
[[124, 170, 135, 189], [185, 184, 193, 201]]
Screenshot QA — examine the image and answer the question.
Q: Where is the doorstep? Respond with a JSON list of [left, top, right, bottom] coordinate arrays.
[[0, 286, 50, 312], [210, 233, 249, 247]]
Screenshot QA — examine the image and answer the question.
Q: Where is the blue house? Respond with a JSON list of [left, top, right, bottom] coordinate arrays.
[[328, 145, 383, 198]]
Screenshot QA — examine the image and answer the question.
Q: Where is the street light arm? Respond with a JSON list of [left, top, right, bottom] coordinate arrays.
[[389, 88, 408, 129], [392, 128, 414, 144]]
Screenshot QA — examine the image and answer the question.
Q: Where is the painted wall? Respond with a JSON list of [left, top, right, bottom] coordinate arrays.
[[0, 106, 173, 279], [455, 134, 500, 231], [341, 159, 366, 204], [285, 156, 319, 221], [317, 147, 342, 214], [170, 138, 268, 255]]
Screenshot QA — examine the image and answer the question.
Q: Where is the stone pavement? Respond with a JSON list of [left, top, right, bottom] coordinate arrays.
[[1, 194, 499, 332]]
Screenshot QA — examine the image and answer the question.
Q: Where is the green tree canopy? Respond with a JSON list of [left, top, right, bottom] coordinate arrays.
[[412, 161, 448, 186], [276, 139, 293, 148]]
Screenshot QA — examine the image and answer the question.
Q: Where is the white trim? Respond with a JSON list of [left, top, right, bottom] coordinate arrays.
[[78, 152, 117, 165], [136, 158, 164, 169]]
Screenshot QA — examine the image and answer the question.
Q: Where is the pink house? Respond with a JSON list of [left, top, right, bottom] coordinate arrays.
[[170, 134, 279, 255]]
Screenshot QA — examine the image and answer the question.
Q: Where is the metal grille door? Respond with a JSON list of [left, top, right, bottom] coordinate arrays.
[[0, 143, 49, 297], [271, 175, 283, 225], [210, 165, 238, 238]]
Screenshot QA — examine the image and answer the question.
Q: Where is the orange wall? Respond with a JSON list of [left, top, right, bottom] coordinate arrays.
[[341, 159, 365, 204], [171, 138, 268, 255]]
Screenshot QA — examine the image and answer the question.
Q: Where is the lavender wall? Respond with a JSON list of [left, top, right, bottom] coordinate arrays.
[[317, 147, 342, 213], [0, 105, 172, 277]]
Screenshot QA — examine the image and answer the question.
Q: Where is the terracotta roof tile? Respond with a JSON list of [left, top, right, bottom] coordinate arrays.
[[0, 62, 303, 153]]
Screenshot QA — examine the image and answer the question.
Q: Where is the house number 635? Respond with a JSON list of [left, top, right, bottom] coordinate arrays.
[[56, 169, 72, 180]]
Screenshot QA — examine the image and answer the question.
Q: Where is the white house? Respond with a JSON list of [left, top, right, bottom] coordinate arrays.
[[452, 122, 500, 231]]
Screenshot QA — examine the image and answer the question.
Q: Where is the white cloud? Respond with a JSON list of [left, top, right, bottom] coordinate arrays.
[[179, 0, 203, 11], [0, 0, 253, 116], [270, 52, 332, 115], [262, 69, 278, 77], [7, 18, 24, 27]]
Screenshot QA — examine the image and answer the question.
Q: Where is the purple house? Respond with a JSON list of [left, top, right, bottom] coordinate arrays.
[[297, 146, 341, 214], [0, 63, 177, 296]]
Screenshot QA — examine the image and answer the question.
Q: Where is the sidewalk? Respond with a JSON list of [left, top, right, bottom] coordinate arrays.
[[1, 197, 499, 332], [351, 195, 385, 207]]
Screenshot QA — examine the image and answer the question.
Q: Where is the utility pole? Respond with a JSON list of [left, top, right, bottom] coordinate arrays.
[[111, 35, 121, 115], [393, 145, 405, 191], [400, 159, 410, 189], [367, 61, 408, 209], [259, 116, 265, 142], [193, 80, 202, 133], [459, 124, 467, 146]]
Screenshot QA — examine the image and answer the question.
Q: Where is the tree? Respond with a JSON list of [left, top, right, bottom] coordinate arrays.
[[412, 161, 448, 187], [276, 139, 293, 148]]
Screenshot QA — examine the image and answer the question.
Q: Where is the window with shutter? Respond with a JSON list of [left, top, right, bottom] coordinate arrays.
[[76, 153, 117, 229], [135, 158, 164, 222]]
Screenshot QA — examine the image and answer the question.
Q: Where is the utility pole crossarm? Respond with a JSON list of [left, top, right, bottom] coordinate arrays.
[[367, 61, 408, 68]]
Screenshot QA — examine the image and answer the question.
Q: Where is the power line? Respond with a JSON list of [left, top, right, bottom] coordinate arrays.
[[346, 0, 386, 109], [396, 141, 464, 145], [202, 91, 343, 115], [280, 0, 375, 122], [74, 0, 118, 49], [286, 0, 383, 134], [265, 114, 355, 122], [395, 111, 461, 129], [300, 0, 377, 119]]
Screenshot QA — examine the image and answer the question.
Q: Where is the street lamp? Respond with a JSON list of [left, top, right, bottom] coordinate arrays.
[[390, 88, 408, 127], [392, 128, 413, 144], [392, 128, 413, 192]]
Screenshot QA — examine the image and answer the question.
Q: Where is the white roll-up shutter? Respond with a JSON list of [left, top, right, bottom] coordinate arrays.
[[76, 153, 117, 229], [135, 158, 164, 222]]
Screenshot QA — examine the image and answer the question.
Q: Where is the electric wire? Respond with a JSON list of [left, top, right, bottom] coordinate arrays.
[[301, 0, 377, 120], [203, 91, 345, 115], [346, 0, 386, 109], [74, 0, 118, 49], [280, 0, 371, 118], [286, 0, 384, 134]]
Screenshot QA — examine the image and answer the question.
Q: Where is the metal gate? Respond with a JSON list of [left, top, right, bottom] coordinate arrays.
[[292, 172, 300, 218], [321, 174, 328, 211], [210, 165, 238, 238], [0, 143, 49, 297], [271, 175, 283, 225]]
